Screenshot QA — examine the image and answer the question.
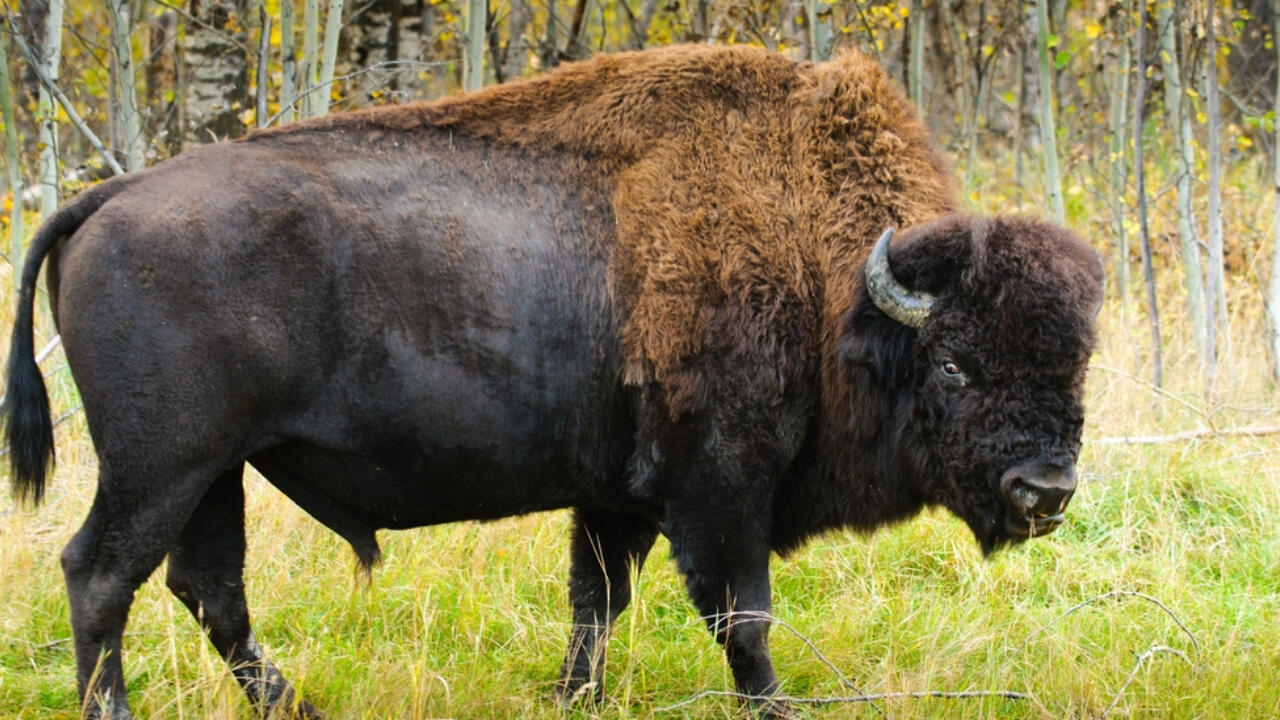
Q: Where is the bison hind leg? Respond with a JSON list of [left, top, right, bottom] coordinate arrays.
[[164, 467, 321, 719], [556, 509, 659, 706]]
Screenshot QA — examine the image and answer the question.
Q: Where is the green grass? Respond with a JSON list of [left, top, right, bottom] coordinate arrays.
[[3, 281, 1280, 719]]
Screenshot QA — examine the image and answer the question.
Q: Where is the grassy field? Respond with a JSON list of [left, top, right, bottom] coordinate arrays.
[[1, 269, 1278, 719]]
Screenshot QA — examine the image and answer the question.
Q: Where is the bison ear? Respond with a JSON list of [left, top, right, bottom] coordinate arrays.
[[839, 301, 917, 389]]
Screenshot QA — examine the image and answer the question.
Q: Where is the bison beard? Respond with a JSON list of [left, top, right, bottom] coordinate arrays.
[[2, 45, 1102, 719]]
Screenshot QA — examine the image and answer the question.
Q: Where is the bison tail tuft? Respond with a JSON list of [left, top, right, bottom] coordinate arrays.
[[2, 305, 54, 505]]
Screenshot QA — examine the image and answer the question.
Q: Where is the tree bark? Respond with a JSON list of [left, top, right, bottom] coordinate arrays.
[[500, 0, 533, 82], [32, 0, 63, 214], [313, 0, 344, 117], [1108, 4, 1131, 324], [807, 0, 833, 61], [1157, 0, 1208, 371], [1270, 0, 1280, 381], [1134, 0, 1163, 387], [0, 28, 23, 291], [908, 0, 924, 109], [281, 0, 297, 121], [301, 0, 319, 116], [1203, 0, 1227, 386], [463, 0, 486, 90], [1034, 0, 1064, 222], [108, 0, 146, 170], [182, 0, 250, 145]]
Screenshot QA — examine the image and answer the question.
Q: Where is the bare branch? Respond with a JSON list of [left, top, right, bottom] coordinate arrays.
[[4, 24, 125, 176], [1096, 645, 1193, 720], [1094, 425, 1280, 446], [1024, 590, 1200, 654], [655, 688, 1032, 713], [268, 60, 450, 126]]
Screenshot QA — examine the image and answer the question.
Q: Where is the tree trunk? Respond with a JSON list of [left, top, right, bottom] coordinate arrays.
[[281, 0, 297, 121], [182, 0, 249, 145], [301, 0, 319, 116], [501, 0, 533, 82], [1135, 0, 1162, 387], [145, 10, 180, 155], [0, 28, 23, 291], [108, 0, 146, 170], [1108, 4, 1131, 323], [1204, 0, 1227, 385], [33, 0, 63, 214], [311, 0, 345, 117], [908, 0, 924, 109], [1270, 0, 1280, 381], [463, 0, 486, 90], [1034, 0, 1064, 222], [1157, 0, 1208, 371], [807, 0, 832, 61]]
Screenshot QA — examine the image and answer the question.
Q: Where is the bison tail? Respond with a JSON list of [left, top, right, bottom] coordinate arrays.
[[3, 177, 132, 505]]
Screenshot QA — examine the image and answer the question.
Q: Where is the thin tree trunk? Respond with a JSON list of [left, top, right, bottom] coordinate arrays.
[[301, 0, 319, 116], [807, 0, 832, 61], [628, 0, 662, 49], [257, 8, 271, 127], [281, 0, 297, 122], [1013, 40, 1025, 206], [463, 0, 486, 90], [312, 0, 344, 117], [34, 0, 64, 214], [1157, 0, 1208, 371], [908, 0, 923, 109], [145, 11, 179, 155], [0, 28, 23, 291], [1034, 0, 1064, 222], [1203, 0, 1226, 385], [1108, 4, 1131, 324], [501, 0, 533, 82], [108, 0, 145, 171], [1134, 0, 1162, 387], [1270, 0, 1280, 381]]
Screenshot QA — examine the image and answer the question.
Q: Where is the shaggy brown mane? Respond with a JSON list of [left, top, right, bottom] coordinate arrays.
[[249, 44, 959, 417]]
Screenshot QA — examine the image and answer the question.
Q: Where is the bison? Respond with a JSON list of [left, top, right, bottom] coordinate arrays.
[[3, 44, 1102, 719]]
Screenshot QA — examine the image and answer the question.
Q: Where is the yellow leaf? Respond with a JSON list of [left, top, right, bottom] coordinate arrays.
[[1085, 22, 1101, 39], [1237, 135, 1253, 150], [1196, 112, 1207, 124]]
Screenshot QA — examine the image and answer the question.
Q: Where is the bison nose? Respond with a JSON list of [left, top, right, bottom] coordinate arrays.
[[1000, 461, 1077, 520]]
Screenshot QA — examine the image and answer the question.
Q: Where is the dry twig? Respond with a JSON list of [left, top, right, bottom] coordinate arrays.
[[1096, 645, 1192, 720], [1025, 590, 1199, 653], [1093, 425, 1280, 445]]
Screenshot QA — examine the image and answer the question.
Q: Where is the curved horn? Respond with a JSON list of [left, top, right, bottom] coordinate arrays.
[[865, 227, 934, 328]]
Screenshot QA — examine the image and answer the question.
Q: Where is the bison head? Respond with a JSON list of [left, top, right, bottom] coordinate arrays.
[[844, 214, 1103, 555]]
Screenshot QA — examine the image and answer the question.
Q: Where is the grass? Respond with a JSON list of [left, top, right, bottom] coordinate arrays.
[[2, 261, 1280, 719]]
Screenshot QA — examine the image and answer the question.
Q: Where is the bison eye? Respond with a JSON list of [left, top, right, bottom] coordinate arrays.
[[940, 359, 967, 382]]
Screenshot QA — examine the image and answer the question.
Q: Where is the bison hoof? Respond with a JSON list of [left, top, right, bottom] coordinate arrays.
[[555, 679, 605, 709]]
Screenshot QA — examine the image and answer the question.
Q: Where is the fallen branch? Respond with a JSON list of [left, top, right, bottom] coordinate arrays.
[[3, 24, 124, 176], [655, 688, 1032, 713], [1025, 590, 1199, 653], [1093, 425, 1280, 445], [1096, 645, 1192, 720]]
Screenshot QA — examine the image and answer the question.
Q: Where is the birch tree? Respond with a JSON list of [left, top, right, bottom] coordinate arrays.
[[1157, 0, 1208, 370], [314, 0, 344, 116], [31, 0, 64, 214], [182, 0, 249, 145], [1033, 0, 1064, 223], [807, 0, 832, 62], [1270, 0, 1280, 381], [1203, 0, 1226, 382], [1134, 0, 1162, 387], [108, 0, 145, 170], [1108, 3, 1131, 320], [464, 0, 486, 90], [280, 0, 297, 121], [1, 29, 22, 289]]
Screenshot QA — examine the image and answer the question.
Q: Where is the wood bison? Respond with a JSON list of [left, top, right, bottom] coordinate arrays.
[[3, 44, 1102, 718]]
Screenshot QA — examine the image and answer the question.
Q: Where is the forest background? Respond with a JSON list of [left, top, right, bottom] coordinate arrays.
[[1, 0, 1279, 718]]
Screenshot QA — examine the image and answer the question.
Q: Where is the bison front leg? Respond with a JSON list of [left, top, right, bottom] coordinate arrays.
[[556, 509, 659, 706], [665, 501, 791, 716]]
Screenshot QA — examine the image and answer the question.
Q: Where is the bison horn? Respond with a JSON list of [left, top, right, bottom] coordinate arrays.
[[865, 227, 934, 328]]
